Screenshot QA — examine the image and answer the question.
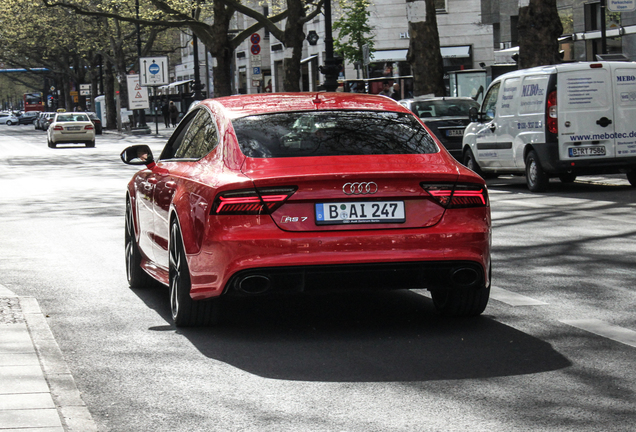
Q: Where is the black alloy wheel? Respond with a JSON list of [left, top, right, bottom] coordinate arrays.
[[169, 220, 220, 327]]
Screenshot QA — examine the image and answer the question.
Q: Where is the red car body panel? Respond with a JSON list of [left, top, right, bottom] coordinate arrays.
[[126, 93, 491, 302]]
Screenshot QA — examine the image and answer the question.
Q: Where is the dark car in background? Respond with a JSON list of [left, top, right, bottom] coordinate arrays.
[[398, 97, 480, 161], [17, 111, 40, 125], [86, 112, 102, 134]]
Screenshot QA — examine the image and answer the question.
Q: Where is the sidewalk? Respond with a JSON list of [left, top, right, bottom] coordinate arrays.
[[0, 284, 96, 431]]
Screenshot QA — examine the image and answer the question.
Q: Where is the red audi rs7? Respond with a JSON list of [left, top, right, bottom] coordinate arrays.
[[121, 93, 491, 326]]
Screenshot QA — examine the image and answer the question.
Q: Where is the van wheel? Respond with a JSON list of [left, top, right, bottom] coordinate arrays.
[[525, 150, 549, 192], [627, 171, 636, 187], [463, 148, 484, 177], [558, 173, 577, 183]]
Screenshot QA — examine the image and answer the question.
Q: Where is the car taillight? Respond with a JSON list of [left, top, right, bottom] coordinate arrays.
[[421, 183, 489, 208], [85, 125, 94, 130], [547, 90, 557, 134], [53, 126, 63, 130], [212, 187, 297, 215]]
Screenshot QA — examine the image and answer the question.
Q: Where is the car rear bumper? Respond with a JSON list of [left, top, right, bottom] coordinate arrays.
[[186, 208, 491, 300]]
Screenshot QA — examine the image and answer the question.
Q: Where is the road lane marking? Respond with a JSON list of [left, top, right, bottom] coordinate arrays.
[[560, 319, 636, 348], [490, 286, 548, 306]]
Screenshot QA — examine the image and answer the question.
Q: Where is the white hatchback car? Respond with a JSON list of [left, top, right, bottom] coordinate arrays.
[[47, 113, 96, 148]]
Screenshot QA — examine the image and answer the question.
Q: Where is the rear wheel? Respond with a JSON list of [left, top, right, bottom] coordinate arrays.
[[86, 140, 95, 148], [525, 150, 549, 192], [559, 173, 577, 183], [125, 200, 155, 289], [169, 220, 220, 327], [627, 171, 636, 187], [47, 137, 55, 148], [431, 285, 490, 317]]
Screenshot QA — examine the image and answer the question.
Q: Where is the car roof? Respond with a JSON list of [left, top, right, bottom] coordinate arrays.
[[398, 96, 479, 104], [201, 92, 413, 118]]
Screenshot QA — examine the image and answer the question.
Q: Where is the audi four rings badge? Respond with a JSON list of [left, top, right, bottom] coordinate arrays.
[[343, 182, 378, 195]]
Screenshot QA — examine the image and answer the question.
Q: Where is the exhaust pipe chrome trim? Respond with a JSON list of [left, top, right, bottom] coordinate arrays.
[[238, 275, 271, 294], [450, 267, 480, 287]]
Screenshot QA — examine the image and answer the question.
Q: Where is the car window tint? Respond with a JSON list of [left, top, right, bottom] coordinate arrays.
[[173, 109, 219, 159], [57, 115, 74, 122], [158, 111, 198, 160], [232, 110, 438, 158]]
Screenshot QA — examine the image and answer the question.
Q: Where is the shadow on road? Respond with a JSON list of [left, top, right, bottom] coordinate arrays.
[[134, 286, 571, 382]]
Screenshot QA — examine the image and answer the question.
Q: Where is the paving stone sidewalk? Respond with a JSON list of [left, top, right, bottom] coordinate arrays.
[[0, 284, 97, 431]]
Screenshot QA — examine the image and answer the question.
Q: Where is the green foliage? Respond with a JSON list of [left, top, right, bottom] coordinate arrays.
[[333, 0, 374, 72]]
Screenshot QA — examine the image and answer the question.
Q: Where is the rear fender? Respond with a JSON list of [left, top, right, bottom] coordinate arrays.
[[170, 191, 209, 255]]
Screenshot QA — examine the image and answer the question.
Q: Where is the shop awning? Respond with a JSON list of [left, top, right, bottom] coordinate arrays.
[[369, 46, 471, 63], [301, 55, 318, 64]]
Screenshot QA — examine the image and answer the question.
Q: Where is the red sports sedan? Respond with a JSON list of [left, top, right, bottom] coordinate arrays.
[[121, 93, 491, 326]]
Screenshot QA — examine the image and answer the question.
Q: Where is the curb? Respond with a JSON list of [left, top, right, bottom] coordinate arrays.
[[0, 285, 97, 431]]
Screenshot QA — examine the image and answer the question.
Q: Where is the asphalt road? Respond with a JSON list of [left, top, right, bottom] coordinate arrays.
[[1, 123, 635, 431]]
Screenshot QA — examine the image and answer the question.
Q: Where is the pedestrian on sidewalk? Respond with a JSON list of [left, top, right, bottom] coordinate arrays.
[[169, 101, 179, 127], [162, 101, 170, 128]]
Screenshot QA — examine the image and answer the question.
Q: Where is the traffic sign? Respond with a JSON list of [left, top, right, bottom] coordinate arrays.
[[80, 84, 91, 96], [251, 45, 261, 55], [250, 33, 261, 45], [139, 56, 169, 86], [608, 0, 635, 11], [253, 67, 262, 75]]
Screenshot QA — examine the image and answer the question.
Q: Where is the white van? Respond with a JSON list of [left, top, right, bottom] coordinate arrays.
[[462, 62, 636, 191]]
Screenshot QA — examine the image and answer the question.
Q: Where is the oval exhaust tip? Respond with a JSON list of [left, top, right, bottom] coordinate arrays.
[[451, 268, 480, 287], [238, 275, 271, 294]]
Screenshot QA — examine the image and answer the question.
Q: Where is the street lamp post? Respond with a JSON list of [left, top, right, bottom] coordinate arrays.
[[136, 0, 147, 128], [319, 0, 340, 92]]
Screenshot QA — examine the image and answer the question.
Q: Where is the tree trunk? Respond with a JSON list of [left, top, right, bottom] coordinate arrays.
[[406, 0, 445, 97], [518, 0, 563, 69], [104, 59, 117, 130], [282, 0, 305, 92]]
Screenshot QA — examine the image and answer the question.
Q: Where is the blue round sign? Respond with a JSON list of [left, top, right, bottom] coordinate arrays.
[[149, 64, 160, 75]]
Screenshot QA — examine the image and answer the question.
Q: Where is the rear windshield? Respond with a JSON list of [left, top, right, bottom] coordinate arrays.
[[232, 110, 438, 158], [411, 99, 479, 118]]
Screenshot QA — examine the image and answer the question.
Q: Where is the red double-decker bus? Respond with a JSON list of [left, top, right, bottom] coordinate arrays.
[[23, 92, 45, 112]]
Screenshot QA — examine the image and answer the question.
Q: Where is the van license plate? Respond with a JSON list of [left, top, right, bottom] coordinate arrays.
[[315, 201, 405, 225], [568, 146, 606, 157], [446, 129, 464, 137]]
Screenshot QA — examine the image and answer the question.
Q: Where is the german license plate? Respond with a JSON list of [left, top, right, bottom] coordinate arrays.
[[315, 201, 405, 225], [568, 146, 606, 157], [446, 128, 464, 137], [66, 126, 81, 131]]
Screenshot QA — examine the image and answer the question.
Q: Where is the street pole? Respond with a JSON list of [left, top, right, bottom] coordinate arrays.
[[320, 0, 340, 92], [136, 0, 148, 128], [600, 0, 607, 55]]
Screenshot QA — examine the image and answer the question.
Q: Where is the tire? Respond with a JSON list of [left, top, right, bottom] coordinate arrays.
[[627, 171, 636, 187], [47, 138, 55, 148], [169, 220, 220, 327], [6, 120, 13, 125], [125, 200, 156, 289], [525, 150, 549, 192], [558, 173, 577, 183], [463, 148, 485, 177], [431, 285, 490, 317], [86, 140, 95, 148]]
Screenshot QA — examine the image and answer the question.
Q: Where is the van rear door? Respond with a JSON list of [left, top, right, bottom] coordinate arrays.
[[557, 64, 615, 161], [610, 63, 636, 158]]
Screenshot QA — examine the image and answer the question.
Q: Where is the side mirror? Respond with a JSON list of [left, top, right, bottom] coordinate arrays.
[[468, 106, 480, 123], [120, 145, 154, 165]]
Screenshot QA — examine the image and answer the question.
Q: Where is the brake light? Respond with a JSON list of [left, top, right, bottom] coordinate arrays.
[[547, 90, 557, 134], [421, 183, 489, 208], [53, 125, 63, 130], [85, 125, 94, 130], [212, 187, 296, 215]]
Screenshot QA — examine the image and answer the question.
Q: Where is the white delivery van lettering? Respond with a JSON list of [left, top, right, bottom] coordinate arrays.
[[564, 76, 607, 107], [522, 84, 545, 97], [616, 75, 636, 82]]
